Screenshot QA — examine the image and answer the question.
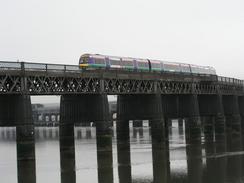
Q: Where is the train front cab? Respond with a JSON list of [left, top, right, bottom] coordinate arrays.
[[79, 54, 89, 68], [79, 54, 108, 69]]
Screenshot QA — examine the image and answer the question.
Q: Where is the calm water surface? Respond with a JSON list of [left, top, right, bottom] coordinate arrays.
[[0, 121, 244, 183]]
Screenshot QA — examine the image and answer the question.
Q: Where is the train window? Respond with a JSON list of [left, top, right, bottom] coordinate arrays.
[[205, 67, 216, 75], [209, 67, 216, 75], [121, 58, 134, 67], [163, 62, 181, 72], [191, 65, 210, 74], [109, 57, 121, 65], [93, 56, 105, 65], [151, 61, 161, 69], [202, 67, 210, 74], [180, 64, 191, 73], [199, 67, 209, 74], [79, 56, 89, 64], [137, 61, 148, 68], [190, 65, 199, 73]]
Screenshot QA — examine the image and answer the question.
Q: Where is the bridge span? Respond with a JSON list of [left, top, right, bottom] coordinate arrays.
[[0, 61, 244, 183]]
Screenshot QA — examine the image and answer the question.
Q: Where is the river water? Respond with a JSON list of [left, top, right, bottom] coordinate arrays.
[[0, 120, 244, 183]]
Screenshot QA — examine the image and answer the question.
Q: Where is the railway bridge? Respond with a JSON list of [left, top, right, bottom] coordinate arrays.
[[0, 61, 244, 183]]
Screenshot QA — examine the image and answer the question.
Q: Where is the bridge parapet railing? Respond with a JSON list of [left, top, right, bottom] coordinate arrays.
[[0, 61, 80, 72], [24, 63, 47, 71], [24, 62, 80, 72], [218, 76, 244, 86], [0, 61, 21, 70]]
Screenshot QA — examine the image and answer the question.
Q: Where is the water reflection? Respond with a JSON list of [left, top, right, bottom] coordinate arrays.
[[0, 119, 244, 183]]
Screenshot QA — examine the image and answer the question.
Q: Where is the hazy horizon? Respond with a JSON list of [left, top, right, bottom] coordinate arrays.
[[1, 0, 244, 76]]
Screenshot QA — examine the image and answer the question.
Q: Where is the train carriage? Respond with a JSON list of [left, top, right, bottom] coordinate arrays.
[[108, 56, 121, 69], [121, 57, 135, 71], [208, 67, 216, 75], [79, 53, 217, 76], [150, 60, 162, 72], [163, 61, 181, 73], [180, 63, 191, 73], [191, 65, 209, 75], [136, 59, 150, 71]]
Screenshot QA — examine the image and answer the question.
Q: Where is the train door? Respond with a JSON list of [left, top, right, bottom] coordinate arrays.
[[133, 59, 137, 71], [105, 57, 110, 69]]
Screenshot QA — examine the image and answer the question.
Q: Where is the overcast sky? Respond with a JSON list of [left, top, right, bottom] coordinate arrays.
[[0, 0, 244, 103]]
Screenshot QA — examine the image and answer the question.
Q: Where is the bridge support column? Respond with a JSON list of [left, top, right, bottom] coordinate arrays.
[[238, 96, 244, 148], [117, 94, 169, 183], [223, 96, 242, 148], [198, 94, 227, 150], [16, 95, 36, 183], [94, 96, 113, 183], [60, 94, 113, 183], [198, 95, 229, 183], [151, 97, 169, 183], [213, 96, 227, 183], [203, 116, 227, 183], [238, 96, 244, 178], [179, 94, 202, 183], [161, 95, 180, 138], [116, 119, 131, 183], [151, 118, 169, 183], [0, 95, 36, 183], [223, 95, 242, 180], [59, 96, 76, 183], [59, 124, 75, 183]]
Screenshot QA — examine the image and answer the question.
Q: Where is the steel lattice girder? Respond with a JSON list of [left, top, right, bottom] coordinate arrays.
[[0, 73, 242, 95]]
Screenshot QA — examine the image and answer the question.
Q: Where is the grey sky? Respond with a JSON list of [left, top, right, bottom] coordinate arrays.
[[0, 1, 244, 86]]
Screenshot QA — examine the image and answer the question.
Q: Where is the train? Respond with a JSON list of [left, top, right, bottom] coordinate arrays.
[[79, 53, 216, 75]]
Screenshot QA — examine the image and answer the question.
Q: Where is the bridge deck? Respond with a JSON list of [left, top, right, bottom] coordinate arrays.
[[0, 61, 243, 95]]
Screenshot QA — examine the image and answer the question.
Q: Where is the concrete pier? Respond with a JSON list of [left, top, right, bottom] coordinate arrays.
[[180, 94, 202, 183], [238, 96, 244, 148], [16, 95, 36, 183], [95, 95, 113, 183], [0, 95, 36, 183], [59, 124, 76, 183], [151, 118, 169, 183], [198, 95, 227, 146], [198, 94, 227, 149], [223, 96, 242, 149], [117, 94, 169, 183], [59, 96, 76, 183], [59, 94, 113, 183], [223, 95, 242, 180], [238, 96, 244, 177], [116, 120, 132, 183], [202, 116, 227, 183]]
